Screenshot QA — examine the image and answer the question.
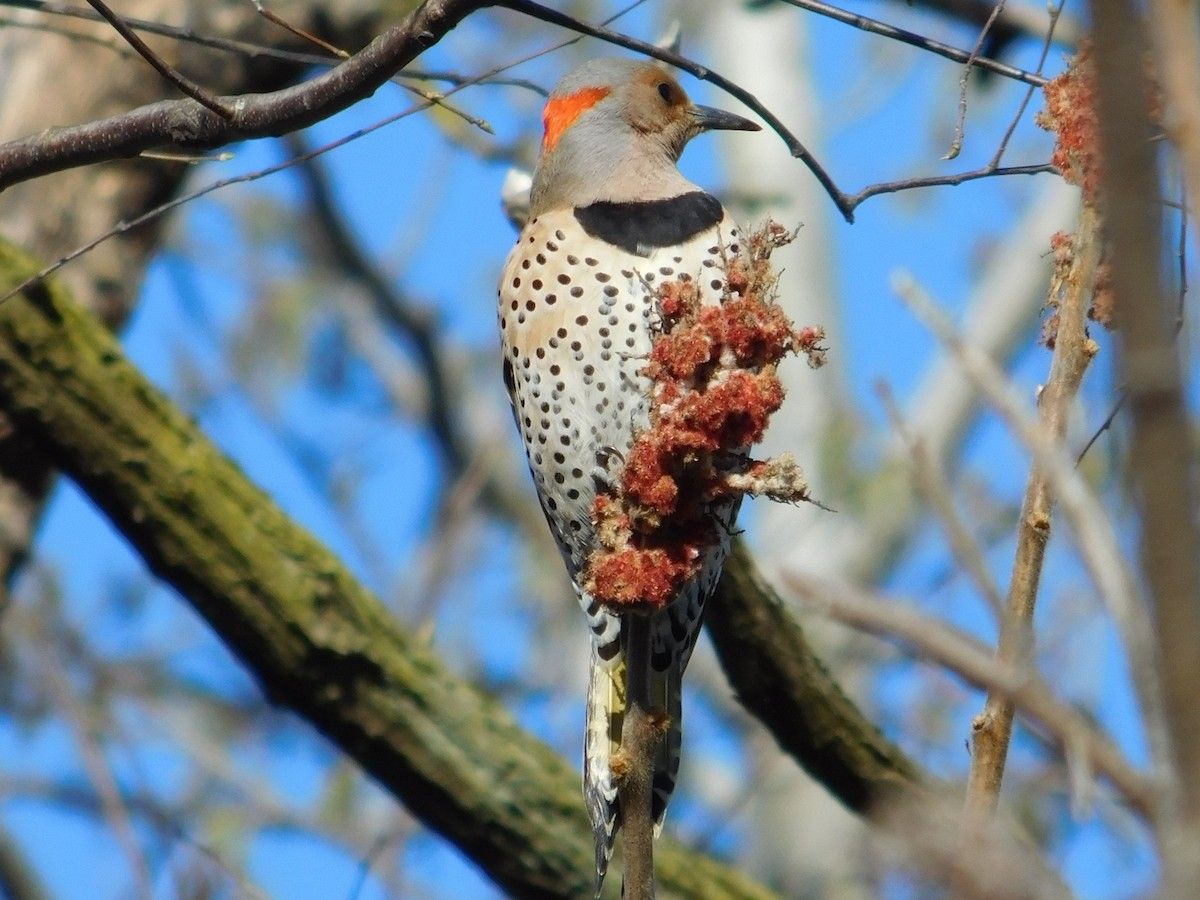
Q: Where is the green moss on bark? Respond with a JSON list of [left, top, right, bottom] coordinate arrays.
[[0, 241, 778, 900]]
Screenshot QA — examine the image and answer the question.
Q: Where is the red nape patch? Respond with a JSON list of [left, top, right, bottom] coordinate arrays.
[[542, 87, 611, 152]]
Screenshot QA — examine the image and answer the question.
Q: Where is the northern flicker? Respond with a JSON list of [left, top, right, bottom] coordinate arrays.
[[497, 57, 760, 890]]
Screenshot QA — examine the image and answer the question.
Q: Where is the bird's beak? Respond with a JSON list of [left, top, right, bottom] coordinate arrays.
[[690, 104, 761, 133]]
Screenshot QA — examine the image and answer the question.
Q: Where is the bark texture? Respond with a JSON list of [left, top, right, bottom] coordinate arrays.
[[0, 0, 409, 588], [0, 240, 781, 899]]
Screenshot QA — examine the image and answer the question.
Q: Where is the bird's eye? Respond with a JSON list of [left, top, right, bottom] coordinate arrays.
[[657, 82, 672, 103]]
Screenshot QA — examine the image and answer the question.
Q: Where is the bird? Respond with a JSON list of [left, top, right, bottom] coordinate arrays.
[[497, 56, 760, 892]]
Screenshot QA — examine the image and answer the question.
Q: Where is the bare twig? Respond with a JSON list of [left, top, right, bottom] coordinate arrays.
[[844, 163, 1057, 210], [1075, 393, 1125, 464], [893, 274, 1172, 822], [0, 771, 274, 900], [877, 382, 1006, 621], [0, 12, 140, 55], [83, 0, 233, 118], [269, 136, 535, 535], [253, 0, 347, 58], [945, 0, 1007, 160], [1176, 181, 1188, 327], [777, 0, 1049, 87], [988, 1, 1064, 169], [3, 0, 313, 57], [789, 573, 1157, 821], [283, 133, 463, 471], [40, 646, 153, 898], [962, 202, 1102, 820]]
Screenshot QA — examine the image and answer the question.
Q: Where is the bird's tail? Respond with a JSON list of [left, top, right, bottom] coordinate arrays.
[[584, 610, 686, 897]]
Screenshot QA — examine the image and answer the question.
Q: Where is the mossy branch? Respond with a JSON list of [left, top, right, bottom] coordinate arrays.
[[0, 240, 776, 900], [0, 239, 930, 895], [709, 540, 922, 813]]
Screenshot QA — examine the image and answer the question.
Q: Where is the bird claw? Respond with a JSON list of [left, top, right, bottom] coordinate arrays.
[[592, 446, 625, 492]]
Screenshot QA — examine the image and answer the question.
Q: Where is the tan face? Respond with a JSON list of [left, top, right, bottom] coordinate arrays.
[[624, 67, 694, 143]]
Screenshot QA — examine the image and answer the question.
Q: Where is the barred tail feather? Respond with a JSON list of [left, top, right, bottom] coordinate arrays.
[[585, 640, 624, 896], [650, 663, 683, 835]]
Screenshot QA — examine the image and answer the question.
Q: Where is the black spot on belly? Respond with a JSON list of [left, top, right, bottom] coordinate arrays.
[[573, 192, 724, 257]]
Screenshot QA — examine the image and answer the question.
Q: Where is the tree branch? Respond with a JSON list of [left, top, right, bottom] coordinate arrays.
[[708, 540, 922, 814], [0, 240, 778, 900], [777, 0, 1050, 87], [789, 572, 1155, 821], [964, 201, 1102, 819], [1092, 0, 1200, 888], [83, 0, 235, 117], [0, 0, 489, 191]]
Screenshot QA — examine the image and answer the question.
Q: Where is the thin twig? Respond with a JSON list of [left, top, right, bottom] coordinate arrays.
[[893, 273, 1173, 822], [877, 382, 1006, 621], [284, 131, 464, 473], [0, 12, 141, 55], [346, 832, 392, 900], [0, 771, 274, 900], [254, 0, 348, 58], [41, 645, 154, 898], [1176, 181, 1188, 328], [83, 0, 234, 118], [844, 163, 1057, 210], [961, 201, 1101, 820], [1075, 393, 1124, 464], [945, 0, 1006, 160], [788, 573, 1157, 821], [988, 0, 1064, 169], [777, 0, 1049, 87]]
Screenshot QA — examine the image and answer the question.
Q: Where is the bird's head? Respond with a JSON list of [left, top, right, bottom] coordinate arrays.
[[529, 57, 760, 216]]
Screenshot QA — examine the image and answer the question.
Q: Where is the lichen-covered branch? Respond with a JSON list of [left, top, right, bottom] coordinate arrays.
[[708, 540, 922, 813], [0, 240, 779, 900]]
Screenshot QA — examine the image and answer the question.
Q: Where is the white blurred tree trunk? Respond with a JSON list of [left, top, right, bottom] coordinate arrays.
[[688, 5, 870, 895], [686, 3, 1081, 894]]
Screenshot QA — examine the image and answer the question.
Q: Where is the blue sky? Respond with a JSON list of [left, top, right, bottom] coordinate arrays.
[[2, 1, 1169, 896]]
